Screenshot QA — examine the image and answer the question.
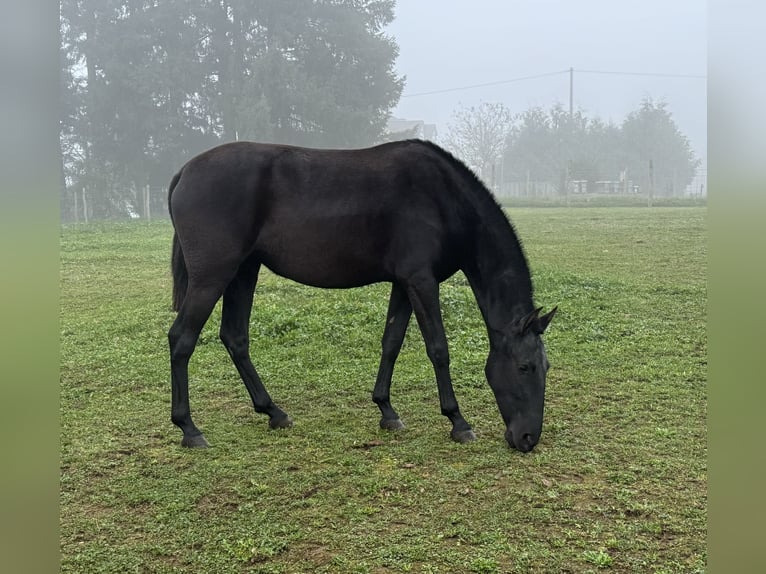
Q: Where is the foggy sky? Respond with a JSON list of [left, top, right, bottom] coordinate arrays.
[[386, 0, 707, 164]]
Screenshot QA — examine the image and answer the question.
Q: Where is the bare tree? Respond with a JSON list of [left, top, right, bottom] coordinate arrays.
[[442, 102, 514, 184]]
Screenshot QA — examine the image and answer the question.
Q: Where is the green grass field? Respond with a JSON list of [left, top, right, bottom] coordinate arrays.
[[60, 207, 706, 573]]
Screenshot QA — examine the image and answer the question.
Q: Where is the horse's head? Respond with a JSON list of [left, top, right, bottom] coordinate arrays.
[[485, 307, 556, 452]]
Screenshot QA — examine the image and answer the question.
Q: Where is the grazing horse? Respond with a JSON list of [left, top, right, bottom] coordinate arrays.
[[167, 139, 556, 451]]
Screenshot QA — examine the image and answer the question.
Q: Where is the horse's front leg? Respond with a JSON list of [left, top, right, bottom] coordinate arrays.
[[372, 282, 412, 430], [404, 275, 476, 443]]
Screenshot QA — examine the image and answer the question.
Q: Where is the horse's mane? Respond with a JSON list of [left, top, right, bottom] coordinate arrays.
[[400, 139, 533, 294], [404, 139, 523, 237]]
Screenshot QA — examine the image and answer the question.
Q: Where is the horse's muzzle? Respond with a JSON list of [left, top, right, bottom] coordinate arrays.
[[505, 427, 538, 453]]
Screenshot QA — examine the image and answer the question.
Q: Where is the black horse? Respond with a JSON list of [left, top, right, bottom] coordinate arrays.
[[168, 139, 556, 451]]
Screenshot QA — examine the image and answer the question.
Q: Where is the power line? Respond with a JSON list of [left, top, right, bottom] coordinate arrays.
[[400, 70, 570, 98], [576, 69, 707, 79], [400, 68, 706, 99]]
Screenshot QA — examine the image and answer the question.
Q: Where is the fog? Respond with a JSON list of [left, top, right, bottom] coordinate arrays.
[[387, 0, 706, 165], [59, 0, 709, 221]]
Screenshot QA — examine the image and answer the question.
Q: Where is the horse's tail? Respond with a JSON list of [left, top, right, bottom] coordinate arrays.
[[168, 170, 187, 312], [168, 169, 181, 218]]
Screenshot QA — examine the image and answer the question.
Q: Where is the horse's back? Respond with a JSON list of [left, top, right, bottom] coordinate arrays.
[[170, 141, 466, 287]]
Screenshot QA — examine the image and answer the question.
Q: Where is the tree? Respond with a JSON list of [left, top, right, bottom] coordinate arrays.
[[442, 102, 513, 185], [58, 0, 404, 221], [583, 117, 624, 185], [503, 106, 551, 184], [505, 104, 612, 194], [60, 0, 214, 219], [227, 0, 403, 147], [501, 100, 699, 196], [621, 97, 700, 196]]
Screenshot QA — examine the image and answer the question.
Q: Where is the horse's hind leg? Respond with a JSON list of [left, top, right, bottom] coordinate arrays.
[[169, 282, 230, 448], [219, 261, 293, 430], [372, 282, 412, 430]]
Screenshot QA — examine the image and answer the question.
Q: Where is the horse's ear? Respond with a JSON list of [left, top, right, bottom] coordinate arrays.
[[518, 306, 557, 335], [518, 307, 542, 334], [535, 306, 557, 334]]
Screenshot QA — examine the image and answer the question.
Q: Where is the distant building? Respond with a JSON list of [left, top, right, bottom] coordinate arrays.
[[385, 117, 438, 141]]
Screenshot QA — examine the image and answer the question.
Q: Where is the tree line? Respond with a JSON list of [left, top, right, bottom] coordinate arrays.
[[59, 0, 402, 221], [60, 0, 701, 221], [443, 99, 701, 198]]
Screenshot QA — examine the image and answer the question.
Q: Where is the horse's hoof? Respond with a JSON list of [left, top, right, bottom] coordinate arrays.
[[181, 434, 210, 448], [451, 429, 477, 443], [380, 418, 405, 431], [269, 415, 294, 430]]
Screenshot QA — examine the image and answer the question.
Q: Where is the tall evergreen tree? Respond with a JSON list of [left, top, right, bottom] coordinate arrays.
[[59, 0, 403, 220], [621, 97, 700, 196]]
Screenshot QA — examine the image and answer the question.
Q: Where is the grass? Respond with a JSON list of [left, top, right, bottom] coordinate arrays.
[[60, 207, 706, 573], [498, 195, 706, 209]]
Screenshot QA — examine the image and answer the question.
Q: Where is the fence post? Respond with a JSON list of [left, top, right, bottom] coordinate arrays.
[[144, 184, 151, 221], [82, 187, 89, 224]]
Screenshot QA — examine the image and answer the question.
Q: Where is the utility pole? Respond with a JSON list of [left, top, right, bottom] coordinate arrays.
[[569, 67, 574, 117]]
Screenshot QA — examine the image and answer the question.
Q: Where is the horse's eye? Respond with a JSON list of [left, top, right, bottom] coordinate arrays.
[[519, 364, 530, 373]]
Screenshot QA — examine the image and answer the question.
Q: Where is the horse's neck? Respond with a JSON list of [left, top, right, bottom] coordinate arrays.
[[463, 222, 534, 334]]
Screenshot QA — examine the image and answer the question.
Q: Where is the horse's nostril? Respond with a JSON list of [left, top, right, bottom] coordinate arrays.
[[505, 429, 537, 452], [520, 433, 535, 451]]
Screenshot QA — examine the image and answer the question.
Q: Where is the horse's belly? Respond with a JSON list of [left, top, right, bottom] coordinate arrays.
[[256, 231, 391, 288], [252, 210, 456, 288]]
